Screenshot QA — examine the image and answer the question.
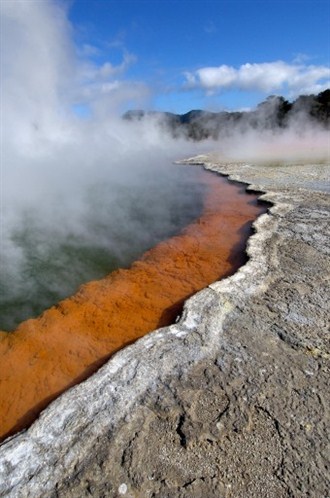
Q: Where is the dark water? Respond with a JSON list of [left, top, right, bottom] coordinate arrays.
[[0, 164, 208, 331]]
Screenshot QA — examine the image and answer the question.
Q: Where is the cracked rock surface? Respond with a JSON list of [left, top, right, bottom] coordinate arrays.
[[0, 160, 329, 497]]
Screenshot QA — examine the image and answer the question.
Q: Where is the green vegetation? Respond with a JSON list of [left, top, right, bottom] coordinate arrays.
[[124, 90, 330, 140]]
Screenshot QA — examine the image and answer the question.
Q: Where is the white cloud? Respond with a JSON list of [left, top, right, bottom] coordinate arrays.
[[292, 53, 312, 64], [75, 50, 148, 117], [83, 51, 137, 81], [184, 61, 330, 96], [1, 0, 149, 133], [79, 79, 150, 117], [79, 44, 102, 57]]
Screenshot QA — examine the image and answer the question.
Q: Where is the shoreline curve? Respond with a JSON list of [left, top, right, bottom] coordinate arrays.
[[0, 159, 329, 498]]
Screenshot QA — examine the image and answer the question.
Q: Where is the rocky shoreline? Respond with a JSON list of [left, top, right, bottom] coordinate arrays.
[[0, 159, 329, 497], [0, 170, 262, 442]]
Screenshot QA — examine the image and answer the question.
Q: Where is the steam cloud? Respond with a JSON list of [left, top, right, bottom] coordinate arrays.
[[185, 61, 330, 95], [1, 0, 213, 330], [1, 0, 329, 330]]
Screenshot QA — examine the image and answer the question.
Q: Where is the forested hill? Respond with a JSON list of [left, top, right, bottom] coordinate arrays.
[[123, 90, 330, 140]]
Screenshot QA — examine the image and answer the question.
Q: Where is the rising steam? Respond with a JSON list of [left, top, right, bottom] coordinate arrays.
[[1, 0, 328, 330], [1, 0, 214, 330]]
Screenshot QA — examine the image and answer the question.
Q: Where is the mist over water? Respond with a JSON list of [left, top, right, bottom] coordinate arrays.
[[1, 1, 328, 331], [0, 1, 214, 331], [1, 157, 209, 331], [212, 126, 330, 165]]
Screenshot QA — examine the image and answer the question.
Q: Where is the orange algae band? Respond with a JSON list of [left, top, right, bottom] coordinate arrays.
[[0, 170, 266, 441]]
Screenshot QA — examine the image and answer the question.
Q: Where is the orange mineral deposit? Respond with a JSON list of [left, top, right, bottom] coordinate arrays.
[[0, 170, 266, 441]]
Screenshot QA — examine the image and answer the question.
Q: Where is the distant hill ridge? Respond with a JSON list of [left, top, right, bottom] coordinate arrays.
[[123, 89, 330, 140]]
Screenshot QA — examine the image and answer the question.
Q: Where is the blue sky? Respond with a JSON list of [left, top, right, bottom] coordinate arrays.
[[68, 0, 330, 113], [2, 0, 329, 117]]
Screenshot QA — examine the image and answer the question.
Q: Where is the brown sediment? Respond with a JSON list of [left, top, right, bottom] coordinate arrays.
[[0, 170, 266, 442]]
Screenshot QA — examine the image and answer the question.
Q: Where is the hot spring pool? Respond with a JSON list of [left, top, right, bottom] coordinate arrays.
[[0, 163, 208, 331]]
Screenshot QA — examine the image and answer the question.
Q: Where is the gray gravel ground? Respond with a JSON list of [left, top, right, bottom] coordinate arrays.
[[0, 160, 329, 498]]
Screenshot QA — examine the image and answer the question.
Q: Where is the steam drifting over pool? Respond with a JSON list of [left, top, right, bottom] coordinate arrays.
[[1, 0, 329, 331]]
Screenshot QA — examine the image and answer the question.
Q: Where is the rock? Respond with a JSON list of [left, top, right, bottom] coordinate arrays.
[[0, 172, 263, 441], [0, 161, 329, 497]]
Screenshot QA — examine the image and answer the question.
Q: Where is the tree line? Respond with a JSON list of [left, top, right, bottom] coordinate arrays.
[[124, 89, 330, 141]]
